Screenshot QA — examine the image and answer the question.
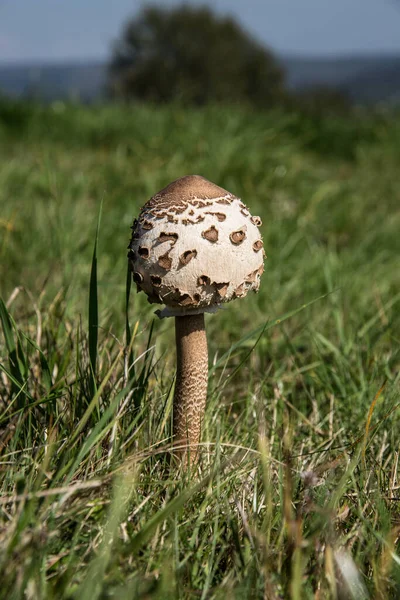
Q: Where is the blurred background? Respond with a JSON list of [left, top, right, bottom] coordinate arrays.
[[1, 0, 400, 108]]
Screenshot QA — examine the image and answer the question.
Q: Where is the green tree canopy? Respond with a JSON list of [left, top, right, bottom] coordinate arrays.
[[108, 5, 286, 107]]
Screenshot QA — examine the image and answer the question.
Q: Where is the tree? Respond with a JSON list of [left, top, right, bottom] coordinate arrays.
[[108, 5, 285, 107]]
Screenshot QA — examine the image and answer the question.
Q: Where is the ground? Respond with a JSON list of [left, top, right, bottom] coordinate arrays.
[[0, 100, 399, 599]]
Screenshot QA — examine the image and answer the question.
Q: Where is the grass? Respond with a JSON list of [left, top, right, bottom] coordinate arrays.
[[0, 99, 399, 598]]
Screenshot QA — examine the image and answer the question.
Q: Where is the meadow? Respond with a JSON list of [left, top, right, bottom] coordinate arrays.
[[0, 99, 399, 599]]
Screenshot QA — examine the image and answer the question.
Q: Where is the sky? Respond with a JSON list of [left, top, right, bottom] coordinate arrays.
[[1, 0, 400, 63]]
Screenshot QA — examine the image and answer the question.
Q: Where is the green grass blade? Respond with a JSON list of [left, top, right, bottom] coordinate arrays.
[[0, 390, 58, 424], [125, 261, 135, 381], [0, 362, 32, 403], [0, 298, 25, 401], [88, 199, 103, 395], [20, 331, 52, 391], [125, 262, 132, 349], [133, 319, 155, 414], [0, 299, 16, 356]]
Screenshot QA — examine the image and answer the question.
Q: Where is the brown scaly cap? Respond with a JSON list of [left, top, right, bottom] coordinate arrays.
[[144, 175, 236, 215], [128, 174, 265, 318]]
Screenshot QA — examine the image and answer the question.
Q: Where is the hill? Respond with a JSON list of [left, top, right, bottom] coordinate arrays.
[[0, 61, 107, 102], [282, 53, 400, 105], [0, 54, 400, 105]]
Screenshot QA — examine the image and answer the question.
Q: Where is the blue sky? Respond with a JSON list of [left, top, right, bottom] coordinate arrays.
[[1, 0, 400, 62]]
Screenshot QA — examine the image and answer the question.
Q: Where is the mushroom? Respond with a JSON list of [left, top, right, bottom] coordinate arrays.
[[128, 175, 265, 463]]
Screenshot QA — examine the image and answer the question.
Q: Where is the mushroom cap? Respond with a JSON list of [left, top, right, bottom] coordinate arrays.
[[128, 175, 265, 318]]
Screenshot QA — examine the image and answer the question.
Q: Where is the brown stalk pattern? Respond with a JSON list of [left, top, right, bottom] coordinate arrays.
[[173, 314, 208, 463]]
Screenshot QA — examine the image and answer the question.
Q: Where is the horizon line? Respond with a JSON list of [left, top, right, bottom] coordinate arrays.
[[1, 49, 400, 68]]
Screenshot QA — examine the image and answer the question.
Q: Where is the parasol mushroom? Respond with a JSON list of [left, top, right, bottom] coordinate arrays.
[[128, 175, 265, 463]]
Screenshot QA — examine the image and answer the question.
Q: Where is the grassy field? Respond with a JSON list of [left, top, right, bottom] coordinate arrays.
[[0, 99, 399, 599]]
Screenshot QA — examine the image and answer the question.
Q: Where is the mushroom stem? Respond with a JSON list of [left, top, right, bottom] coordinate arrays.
[[173, 313, 208, 463]]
